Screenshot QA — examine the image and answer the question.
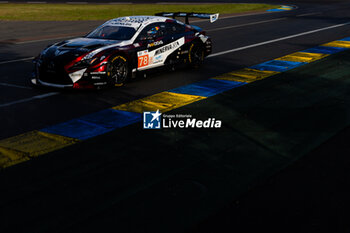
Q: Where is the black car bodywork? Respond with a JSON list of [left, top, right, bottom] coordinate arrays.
[[31, 13, 218, 89]]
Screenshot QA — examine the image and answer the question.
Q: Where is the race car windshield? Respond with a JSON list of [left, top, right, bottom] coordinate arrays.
[[86, 25, 136, 40]]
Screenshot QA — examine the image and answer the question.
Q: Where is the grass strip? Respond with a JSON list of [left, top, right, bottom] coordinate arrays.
[[0, 3, 275, 21]]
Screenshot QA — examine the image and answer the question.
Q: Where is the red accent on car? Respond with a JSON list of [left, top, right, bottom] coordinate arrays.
[[89, 54, 110, 72], [64, 53, 87, 73], [91, 64, 107, 72], [73, 80, 95, 89], [185, 34, 196, 43]]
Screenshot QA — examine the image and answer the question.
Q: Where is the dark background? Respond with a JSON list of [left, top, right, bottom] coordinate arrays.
[[1, 0, 350, 232]]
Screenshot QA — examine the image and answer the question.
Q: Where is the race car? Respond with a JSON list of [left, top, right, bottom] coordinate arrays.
[[31, 12, 219, 89]]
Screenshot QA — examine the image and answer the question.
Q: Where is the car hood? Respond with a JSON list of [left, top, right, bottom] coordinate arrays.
[[40, 37, 125, 62], [56, 37, 120, 50]]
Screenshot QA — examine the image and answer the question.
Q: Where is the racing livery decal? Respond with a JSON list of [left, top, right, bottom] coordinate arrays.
[[154, 38, 183, 56], [147, 40, 164, 48], [137, 50, 150, 68], [31, 13, 217, 89], [137, 37, 185, 70]]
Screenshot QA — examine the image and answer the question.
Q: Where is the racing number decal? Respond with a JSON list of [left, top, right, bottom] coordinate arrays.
[[137, 38, 185, 70], [138, 54, 149, 68]]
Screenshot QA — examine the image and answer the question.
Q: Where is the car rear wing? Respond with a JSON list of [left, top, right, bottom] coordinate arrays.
[[155, 12, 219, 24]]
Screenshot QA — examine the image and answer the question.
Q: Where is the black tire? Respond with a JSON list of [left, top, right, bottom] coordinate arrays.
[[107, 55, 129, 86], [188, 42, 205, 68]]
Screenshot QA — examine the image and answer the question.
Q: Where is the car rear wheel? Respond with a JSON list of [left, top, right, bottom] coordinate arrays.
[[107, 55, 129, 86], [188, 42, 205, 68]]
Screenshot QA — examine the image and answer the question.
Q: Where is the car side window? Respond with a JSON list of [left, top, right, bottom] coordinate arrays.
[[166, 22, 186, 35], [137, 23, 166, 41]]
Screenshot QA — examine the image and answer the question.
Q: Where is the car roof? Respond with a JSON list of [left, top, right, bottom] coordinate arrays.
[[104, 16, 170, 29]]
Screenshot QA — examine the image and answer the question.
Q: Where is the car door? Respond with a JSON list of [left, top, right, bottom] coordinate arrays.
[[134, 22, 170, 70]]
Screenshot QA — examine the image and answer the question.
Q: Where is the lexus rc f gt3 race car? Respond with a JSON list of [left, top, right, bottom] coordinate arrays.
[[31, 12, 219, 89]]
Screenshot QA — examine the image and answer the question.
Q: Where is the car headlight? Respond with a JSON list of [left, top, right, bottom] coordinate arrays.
[[65, 50, 108, 72], [82, 50, 100, 61], [69, 53, 102, 71]]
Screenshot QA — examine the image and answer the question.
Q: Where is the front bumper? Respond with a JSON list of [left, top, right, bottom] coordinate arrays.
[[32, 60, 110, 89], [31, 77, 73, 88], [31, 73, 110, 89]]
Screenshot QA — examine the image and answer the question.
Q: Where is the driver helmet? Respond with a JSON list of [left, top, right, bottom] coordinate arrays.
[[148, 26, 160, 35]]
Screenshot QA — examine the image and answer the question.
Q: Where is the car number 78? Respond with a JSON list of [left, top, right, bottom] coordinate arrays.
[[138, 54, 149, 68]]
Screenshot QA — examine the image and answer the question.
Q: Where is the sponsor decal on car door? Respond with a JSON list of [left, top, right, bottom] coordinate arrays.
[[137, 37, 185, 70]]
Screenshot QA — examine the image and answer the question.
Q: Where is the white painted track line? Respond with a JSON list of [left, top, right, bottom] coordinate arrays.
[[1, 20, 348, 67], [0, 92, 59, 108], [14, 18, 287, 44], [14, 35, 77, 45], [208, 22, 350, 58], [207, 18, 286, 32], [0, 57, 34, 65], [0, 82, 32, 89], [297, 12, 321, 17]]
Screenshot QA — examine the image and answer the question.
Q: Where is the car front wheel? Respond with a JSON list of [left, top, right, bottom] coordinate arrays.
[[107, 55, 129, 86]]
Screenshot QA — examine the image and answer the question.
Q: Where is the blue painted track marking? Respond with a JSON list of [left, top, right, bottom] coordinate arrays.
[[40, 119, 112, 140], [339, 37, 350, 41], [3, 36, 350, 168], [168, 79, 246, 97], [303, 46, 348, 54], [40, 109, 141, 140], [79, 109, 141, 128], [250, 60, 306, 72]]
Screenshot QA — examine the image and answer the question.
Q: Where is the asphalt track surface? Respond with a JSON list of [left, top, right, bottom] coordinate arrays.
[[2, 1, 350, 139], [1, 0, 350, 232]]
